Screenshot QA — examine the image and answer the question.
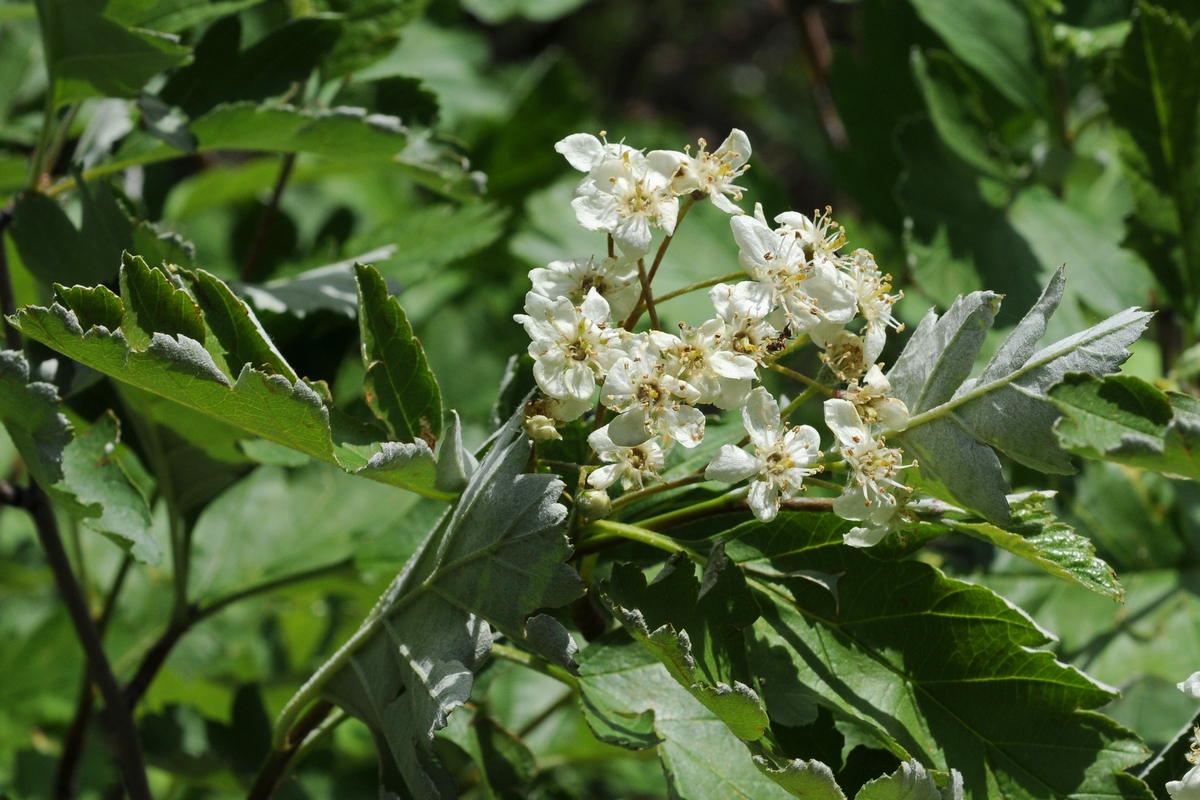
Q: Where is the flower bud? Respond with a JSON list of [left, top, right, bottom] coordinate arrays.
[[524, 414, 562, 441], [576, 488, 611, 522]]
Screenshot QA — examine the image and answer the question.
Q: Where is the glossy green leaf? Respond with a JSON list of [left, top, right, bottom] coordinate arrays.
[[1050, 372, 1200, 481], [601, 550, 769, 743], [936, 492, 1124, 601], [355, 262, 442, 443], [275, 419, 583, 798], [577, 631, 795, 800], [730, 512, 1152, 800], [36, 0, 189, 106]]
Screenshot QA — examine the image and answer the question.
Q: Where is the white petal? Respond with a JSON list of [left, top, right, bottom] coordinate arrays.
[[588, 463, 622, 490], [705, 445, 761, 483], [833, 485, 872, 522], [742, 387, 781, 451], [1168, 765, 1200, 800], [580, 288, 611, 324], [1179, 672, 1200, 698], [823, 399, 865, 447], [586, 426, 619, 459], [561, 361, 596, 401], [555, 133, 604, 172], [748, 480, 779, 522], [786, 425, 822, 462], [572, 192, 620, 233], [709, 191, 742, 215], [863, 325, 887, 366], [843, 525, 889, 548], [614, 215, 653, 255], [709, 350, 759, 380], [667, 405, 706, 448], [716, 129, 751, 167], [646, 149, 686, 180], [609, 408, 652, 447], [876, 398, 910, 432]]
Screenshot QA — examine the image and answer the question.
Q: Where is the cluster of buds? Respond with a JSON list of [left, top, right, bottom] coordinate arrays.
[[516, 128, 911, 545]]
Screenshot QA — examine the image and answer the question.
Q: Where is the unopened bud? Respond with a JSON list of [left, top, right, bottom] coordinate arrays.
[[524, 414, 562, 441], [577, 489, 611, 522]]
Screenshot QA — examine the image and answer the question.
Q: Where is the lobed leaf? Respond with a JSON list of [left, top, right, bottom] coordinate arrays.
[[355, 262, 442, 443], [935, 493, 1124, 602], [889, 267, 1150, 523], [728, 512, 1152, 800], [1049, 372, 1200, 481], [276, 418, 583, 798]]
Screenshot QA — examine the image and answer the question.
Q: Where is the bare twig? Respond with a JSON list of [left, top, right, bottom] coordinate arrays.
[[241, 153, 296, 282], [0, 482, 152, 800], [245, 701, 335, 800]]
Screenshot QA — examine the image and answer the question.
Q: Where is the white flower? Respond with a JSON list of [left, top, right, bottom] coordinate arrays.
[[819, 329, 869, 382], [824, 398, 911, 545], [731, 205, 856, 333], [523, 414, 561, 441], [844, 365, 909, 432], [843, 249, 902, 364], [661, 318, 758, 410], [1170, 765, 1200, 800], [573, 148, 685, 255], [529, 255, 642, 321], [1180, 672, 1200, 698], [705, 387, 822, 522], [602, 333, 706, 448], [774, 206, 847, 267], [555, 132, 637, 173], [587, 426, 665, 490], [709, 281, 778, 363], [673, 129, 752, 214], [514, 289, 623, 402]]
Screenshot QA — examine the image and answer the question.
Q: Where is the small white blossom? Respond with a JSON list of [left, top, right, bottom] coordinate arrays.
[[774, 206, 847, 267], [555, 132, 637, 173], [844, 249, 902, 364], [602, 333, 706, 448], [1181, 672, 1200, 698], [672, 129, 752, 214], [529, 255, 642, 321], [709, 281, 778, 363], [514, 289, 623, 403], [731, 205, 856, 333], [587, 425, 665, 490], [824, 398, 911, 546], [705, 387, 822, 522], [844, 365, 909, 432], [523, 414, 561, 441], [661, 318, 758, 410], [1171, 765, 1200, 800], [819, 329, 869, 382], [572, 148, 685, 255]]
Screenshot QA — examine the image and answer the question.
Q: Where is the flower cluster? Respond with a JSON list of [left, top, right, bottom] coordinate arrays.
[[516, 129, 911, 545], [1169, 672, 1200, 800]]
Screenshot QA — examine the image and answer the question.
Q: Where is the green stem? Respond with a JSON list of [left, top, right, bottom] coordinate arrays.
[[647, 196, 694, 285], [40, 102, 80, 186], [767, 363, 837, 396], [609, 471, 707, 512], [779, 384, 824, 422], [763, 332, 810, 365], [653, 272, 745, 305], [577, 519, 703, 563], [517, 690, 575, 738], [637, 488, 749, 532], [631, 256, 660, 331], [624, 197, 695, 329], [490, 643, 580, 690], [27, 93, 56, 190]]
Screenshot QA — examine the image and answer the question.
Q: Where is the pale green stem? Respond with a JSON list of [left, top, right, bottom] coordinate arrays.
[[491, 643, 580, 690], [779, 384, 824, 422], [653, 271, 745, 305], [609, 471, 708, 512], [767, 363, 837, 397], [636, 487, 750, 532]]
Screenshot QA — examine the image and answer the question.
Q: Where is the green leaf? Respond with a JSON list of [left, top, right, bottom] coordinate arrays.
[[122, 0, 266, 33], [187, 268, 296, 381], [332, 75, 439, 127], [11, 264, 457, 500], [355, 262, 442, 443], [0, 350, 157, 562], [186, 459, 424, 603], [577, 631, 795, 800], [36, 0, 190, 106], [274, 419, 583, 798], [9, 181, 133, 286], [1049, 372, 1200, 480], [313, 0, 427, 78], [730, 512, 1152, 800], [906, 0, 1045, 112], [890, 268, 1150, 523], [854, 760, 960, 800], [601, 550, 769, 743], [1106, 2, 1200, 299], [159, 15, 343, 119], [439, 710, 538, 799], [910, 49, 1010, 181], [936, 492, 1124, 601]]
